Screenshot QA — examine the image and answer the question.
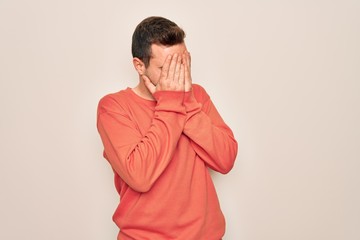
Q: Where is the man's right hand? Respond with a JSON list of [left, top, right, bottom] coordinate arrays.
[[143, 54, 185, 95]]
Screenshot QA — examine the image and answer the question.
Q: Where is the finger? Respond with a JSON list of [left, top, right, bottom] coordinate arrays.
[[179, 63, 185, 87], [174, 54, 182, 82], [168, 53, 178, 81], [184, 55, 191, 80], [186, 51, 191, 70], [184, 59, 192, 92], [182, 52, 187, 67], [160, 54, 172, 80], [142, 75, 156, 94]]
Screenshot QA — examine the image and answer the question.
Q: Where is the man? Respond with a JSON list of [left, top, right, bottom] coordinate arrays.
[[97, 16, 238, 240]]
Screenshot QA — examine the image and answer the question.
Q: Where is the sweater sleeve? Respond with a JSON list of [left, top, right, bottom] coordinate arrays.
[[97, 91, 186, 192], [183, 86, 238, 174]]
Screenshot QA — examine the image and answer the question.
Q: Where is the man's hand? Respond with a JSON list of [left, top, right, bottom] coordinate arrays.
[[143, 54, 185, 94]]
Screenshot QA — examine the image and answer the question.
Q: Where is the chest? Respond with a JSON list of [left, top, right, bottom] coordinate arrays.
[[125, 102, 156, 137]]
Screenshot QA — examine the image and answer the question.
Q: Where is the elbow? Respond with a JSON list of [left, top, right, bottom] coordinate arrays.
[[218, 159, 235, 174], [130, 183, 153, 193], [111, 160, 156, 193], [126, 175, 156, 193], [120, 155, 158, 193], [211, 151, 237, 174], [219, 142, 238, 174]]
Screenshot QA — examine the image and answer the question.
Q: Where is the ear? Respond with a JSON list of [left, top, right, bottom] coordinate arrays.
[[132, 57, 146, 75]]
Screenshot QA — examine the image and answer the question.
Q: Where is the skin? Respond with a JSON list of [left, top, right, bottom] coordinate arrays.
[[132, 43, 192, 100]]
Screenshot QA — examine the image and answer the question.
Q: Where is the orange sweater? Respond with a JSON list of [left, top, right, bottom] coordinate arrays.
[[97, 84, 238, 240]]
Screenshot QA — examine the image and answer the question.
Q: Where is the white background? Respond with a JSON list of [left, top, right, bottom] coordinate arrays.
[[0, 0, 359, 239]]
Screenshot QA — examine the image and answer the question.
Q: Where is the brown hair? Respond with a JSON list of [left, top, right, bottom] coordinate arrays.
[[131, 16, 186, 67]]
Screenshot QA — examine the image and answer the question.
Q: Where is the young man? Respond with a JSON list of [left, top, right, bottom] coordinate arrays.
[[97, 16, 238, 240]]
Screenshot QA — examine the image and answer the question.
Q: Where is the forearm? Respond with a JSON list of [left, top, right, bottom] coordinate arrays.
[[97, 91, 186, 192], [183, 91, 238, 173]]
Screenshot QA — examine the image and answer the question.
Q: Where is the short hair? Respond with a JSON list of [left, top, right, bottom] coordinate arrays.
[[131, 16, 186, 67]]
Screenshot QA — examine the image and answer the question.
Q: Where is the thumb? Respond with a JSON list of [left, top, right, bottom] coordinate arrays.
[[142, 75, 156, 94]]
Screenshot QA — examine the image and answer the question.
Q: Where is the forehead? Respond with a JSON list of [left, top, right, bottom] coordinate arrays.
[[150, 43, 187, 64]]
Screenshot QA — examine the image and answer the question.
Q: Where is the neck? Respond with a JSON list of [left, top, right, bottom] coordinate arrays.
[[132, 78, 155, 101]]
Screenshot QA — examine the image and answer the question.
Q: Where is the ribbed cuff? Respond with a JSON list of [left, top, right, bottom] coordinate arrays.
[[153, 91, 186, 113], [184, 91, 202, 114]]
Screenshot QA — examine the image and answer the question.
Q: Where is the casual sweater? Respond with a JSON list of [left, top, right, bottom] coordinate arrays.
[[97, 84, 238, 240]]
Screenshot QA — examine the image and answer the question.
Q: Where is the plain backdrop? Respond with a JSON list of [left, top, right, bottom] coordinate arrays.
[[0, 0, 359, 239]]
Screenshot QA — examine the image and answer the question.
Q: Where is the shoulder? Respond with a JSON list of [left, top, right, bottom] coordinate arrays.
[[97, 89, 130, 115], [192, 84, 210, 103]]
